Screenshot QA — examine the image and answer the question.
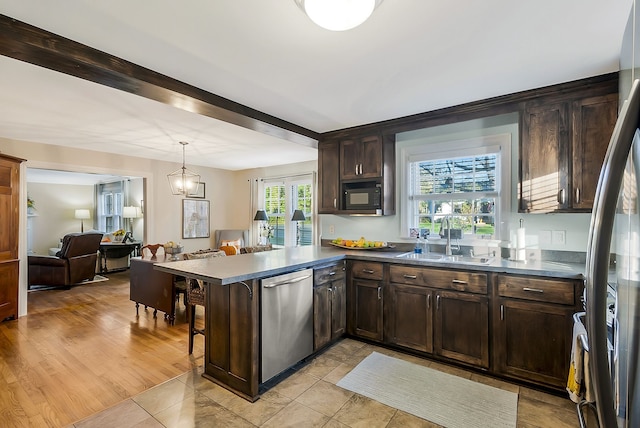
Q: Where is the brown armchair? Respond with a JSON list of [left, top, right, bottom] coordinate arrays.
[[28, 232, 103, 289]]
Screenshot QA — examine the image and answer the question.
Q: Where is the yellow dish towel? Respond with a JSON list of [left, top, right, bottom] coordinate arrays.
[[567, 319, 590, 403]]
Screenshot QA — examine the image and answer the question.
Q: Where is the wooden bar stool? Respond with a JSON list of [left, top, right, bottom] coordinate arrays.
[[186, 278, 205, 354]]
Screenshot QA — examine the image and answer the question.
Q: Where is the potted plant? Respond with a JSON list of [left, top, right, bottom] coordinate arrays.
[[27, 196, 36, 214]]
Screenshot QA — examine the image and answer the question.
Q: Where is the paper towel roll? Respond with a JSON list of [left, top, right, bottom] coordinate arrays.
[[516, 227, 526, 261]]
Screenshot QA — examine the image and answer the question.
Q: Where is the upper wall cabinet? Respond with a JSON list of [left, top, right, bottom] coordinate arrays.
[[318, 132, 395, 215], [520, 85, 617, 213]]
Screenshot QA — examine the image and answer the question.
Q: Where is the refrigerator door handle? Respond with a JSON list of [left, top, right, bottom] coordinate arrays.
[[586, 78, 640, 427]]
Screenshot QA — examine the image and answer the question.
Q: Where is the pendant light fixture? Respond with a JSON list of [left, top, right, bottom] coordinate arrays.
[[294, 0, 383, 32], [167, 141, 201, 196]]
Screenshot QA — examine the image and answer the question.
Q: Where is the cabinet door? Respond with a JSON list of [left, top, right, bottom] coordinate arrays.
[[318, 140, 340, 213], [313, 283, 331, 350], [572, 93, 617, 210], [205, 280, 259, 401], [349, 278, 383, 341], [340, 139, 359, 180], [387, 282, 433, 353], [331, 278, 346, 340], [494, 298, 573, 388], [520, 101, 570, 212], [359, 135, 383, 178], [0, 156, 20, 322], [434, 290, 489, 368]]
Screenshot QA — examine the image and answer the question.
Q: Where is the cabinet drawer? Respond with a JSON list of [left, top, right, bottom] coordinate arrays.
[[390, 265, 487, 294], [498, 275, 575, 305], [350, 261, 384, 280], [314, 262, 345, 285]]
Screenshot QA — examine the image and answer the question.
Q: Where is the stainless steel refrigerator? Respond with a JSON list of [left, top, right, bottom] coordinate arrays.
[[585, 5, 640, 420]]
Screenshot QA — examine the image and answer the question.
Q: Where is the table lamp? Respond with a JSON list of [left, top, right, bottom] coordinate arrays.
[[291, 209, 305, 246], [74, 209, 90, 232], [254, 209, 269, 245], [122, 206, 138, 236]]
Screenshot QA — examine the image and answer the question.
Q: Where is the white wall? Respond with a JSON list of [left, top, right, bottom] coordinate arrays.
[[318, 113, 592, 253]]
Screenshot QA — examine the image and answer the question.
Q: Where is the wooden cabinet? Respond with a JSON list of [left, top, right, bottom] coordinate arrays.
[[129, 256, 177, 324], [493, 274, 581, 388], [204, 280, 259, 401], [318, 140, 340, 214], [318, 132, 395, 215], [313, 261, 346, 350], [434, 290, 489, 368], [347, 261, 384, 341], [340, 135, 383, 180], [386, 265, 489, 367], [0, 154, 24, 322], [520, 89, 617, 212]]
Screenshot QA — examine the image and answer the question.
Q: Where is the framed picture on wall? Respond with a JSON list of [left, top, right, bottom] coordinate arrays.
[[182, 199, 210, 239], [191, 182, 205, 199]]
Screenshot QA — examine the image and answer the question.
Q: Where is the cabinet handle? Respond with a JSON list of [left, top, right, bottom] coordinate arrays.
[[359, 164, 363, 175], [333, 198, 337, 208], [328, 271, 336, 276], [427, 294, 431, 309], [355, 165, 359, 175], [403, 274, 417, 279], [328, 287, 333, 293], [523, 287, 544, 293], [452, 279, 468, 285], [377, 286, 382, 300], [557, 188, 566, 204], [436, 294, 440, 310], [362, 269, 375, 274], [575, 187, 580, 204], [500, 304, 504, 321]]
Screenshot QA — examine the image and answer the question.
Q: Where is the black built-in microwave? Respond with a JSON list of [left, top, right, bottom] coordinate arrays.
[[344, 184, 381, 210]]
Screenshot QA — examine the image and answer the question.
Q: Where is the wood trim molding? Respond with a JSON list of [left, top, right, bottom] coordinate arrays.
[[0, 14, 319, 148]]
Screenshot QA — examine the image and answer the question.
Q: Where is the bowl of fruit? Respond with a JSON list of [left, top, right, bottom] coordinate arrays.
[[330, 237, 389, 250], [163, 241, 183, 260]]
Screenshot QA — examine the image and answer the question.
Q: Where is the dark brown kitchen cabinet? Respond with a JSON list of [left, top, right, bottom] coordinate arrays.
[[347, 261, 384, 341], [0, 154, 24, 323], [318, 140, 340, 214], [386, 264, 488, 366], [493, 274, 581, 389], [520, 88, 617, 213], [204, 280, 259, 401], [434, 290, 489, 368], [386, 282, 433, 353], [340, 135, 383, 180], [313, 261, 346, 350]]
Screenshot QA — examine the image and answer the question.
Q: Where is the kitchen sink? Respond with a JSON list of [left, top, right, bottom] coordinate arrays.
[[395, 252, 495, 265]]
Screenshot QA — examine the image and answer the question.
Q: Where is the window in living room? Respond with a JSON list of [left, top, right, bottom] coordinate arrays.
[[96, 181, 124, 233], [261, 174, 313, 247]]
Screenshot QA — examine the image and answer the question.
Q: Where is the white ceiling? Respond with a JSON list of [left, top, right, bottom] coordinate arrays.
[[0, 0, 633, 171]]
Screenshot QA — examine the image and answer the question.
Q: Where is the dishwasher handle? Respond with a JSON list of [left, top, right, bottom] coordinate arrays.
[[263, 274, 312, 288]]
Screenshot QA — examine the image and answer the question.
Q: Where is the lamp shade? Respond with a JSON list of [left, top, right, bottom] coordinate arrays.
[[254, 210, 269, 221], [122, 206, 138, 219], [168, 141, 201, 196], [74, 209, 90, 220], [291, 209, 306, 221]]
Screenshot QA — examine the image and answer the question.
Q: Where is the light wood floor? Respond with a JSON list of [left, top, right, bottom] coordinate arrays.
[[0, 271, 202, 427]]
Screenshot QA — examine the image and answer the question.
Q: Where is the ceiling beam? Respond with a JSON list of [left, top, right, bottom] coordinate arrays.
[[0, 14, 319, 148]]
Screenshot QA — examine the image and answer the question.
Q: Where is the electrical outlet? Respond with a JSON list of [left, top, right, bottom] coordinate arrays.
[[328, 225, 335, 234], [552, 230, 566, 245]]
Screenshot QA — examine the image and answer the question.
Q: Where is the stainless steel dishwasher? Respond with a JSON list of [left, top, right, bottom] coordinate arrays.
[[261, 268, 313, 383]]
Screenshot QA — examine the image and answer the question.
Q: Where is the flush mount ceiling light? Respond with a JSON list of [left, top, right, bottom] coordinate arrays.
[[294, 0, 383, 31], [167, 141, 201, 196]]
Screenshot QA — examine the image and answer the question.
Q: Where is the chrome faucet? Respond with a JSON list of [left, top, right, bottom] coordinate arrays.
[[444, 216, 452, 256]]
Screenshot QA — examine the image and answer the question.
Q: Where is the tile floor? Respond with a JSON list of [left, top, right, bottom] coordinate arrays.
[[71, 339, 580, 428]]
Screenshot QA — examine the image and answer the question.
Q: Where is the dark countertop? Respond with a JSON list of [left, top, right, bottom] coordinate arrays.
[[154, 245, 586, 284]]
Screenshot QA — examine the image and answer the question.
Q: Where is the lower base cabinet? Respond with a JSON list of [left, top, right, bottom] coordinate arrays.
[[386, 282, 433, 353], [434, 290, 489, 368], [314, 262, 346, 350], [348, 261, 384, 341], [204, 280, 259, 401]]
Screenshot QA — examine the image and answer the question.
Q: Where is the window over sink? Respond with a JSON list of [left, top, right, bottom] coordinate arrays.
[[400, 133, 511, 241]]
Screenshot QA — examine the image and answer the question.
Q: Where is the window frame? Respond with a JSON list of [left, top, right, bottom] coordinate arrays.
[[399, 133, 511, 242]]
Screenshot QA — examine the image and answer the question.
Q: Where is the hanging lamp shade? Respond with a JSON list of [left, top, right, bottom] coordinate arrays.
[[294, 0, 383, 31], [167, 141, 201, 196]]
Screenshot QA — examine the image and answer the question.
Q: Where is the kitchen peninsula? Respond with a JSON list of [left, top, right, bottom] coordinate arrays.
[[155, 245, 585, 401]]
